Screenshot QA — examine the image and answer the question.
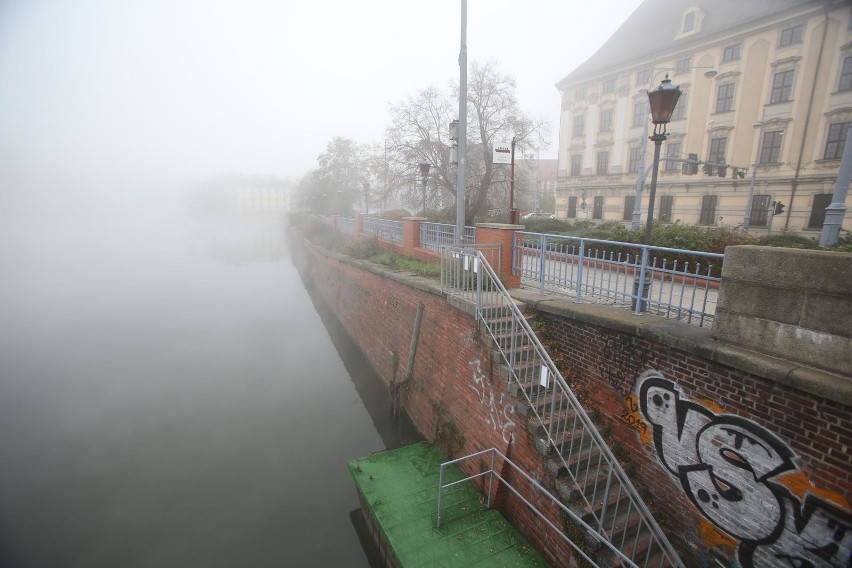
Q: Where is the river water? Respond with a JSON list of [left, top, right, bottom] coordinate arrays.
[[0, 196, 419, 567]]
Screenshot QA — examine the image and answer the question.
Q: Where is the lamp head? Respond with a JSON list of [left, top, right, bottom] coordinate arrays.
[[418, 162, 431, 177], [647, 75, 682, 125]]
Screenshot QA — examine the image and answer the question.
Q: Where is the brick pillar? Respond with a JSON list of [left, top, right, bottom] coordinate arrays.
[[355, 213, 364, 236], [474, 223, 524, 289], [401, 217, 425, 256], [332, 215, 339, 229]]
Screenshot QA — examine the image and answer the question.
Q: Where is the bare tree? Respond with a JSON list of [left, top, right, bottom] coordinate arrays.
[[383, 61, 549, 222]]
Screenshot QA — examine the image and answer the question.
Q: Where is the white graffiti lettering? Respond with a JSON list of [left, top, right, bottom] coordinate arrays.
[[469, 359, 516, 444], [638, 372, 852, 568]]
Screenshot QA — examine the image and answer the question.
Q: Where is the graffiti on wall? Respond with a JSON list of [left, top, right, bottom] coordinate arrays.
[[468, 359, 516, 444], [635, 370, 851, 568]]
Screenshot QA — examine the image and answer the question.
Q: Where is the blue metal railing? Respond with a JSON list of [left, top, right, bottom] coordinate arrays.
[[514, 232, 723, 327], [363, 217, 403, 244], [420, 222, 476, 252]]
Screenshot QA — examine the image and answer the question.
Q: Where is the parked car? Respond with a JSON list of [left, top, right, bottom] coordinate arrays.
[[521, 211, 556, 220]]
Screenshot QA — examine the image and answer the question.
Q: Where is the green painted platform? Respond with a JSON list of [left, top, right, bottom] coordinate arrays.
[[348, 442, 549, 567]]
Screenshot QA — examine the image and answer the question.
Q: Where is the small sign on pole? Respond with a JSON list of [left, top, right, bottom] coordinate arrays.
[[493, 143, 512, 165], [540, 365, 549, 387]]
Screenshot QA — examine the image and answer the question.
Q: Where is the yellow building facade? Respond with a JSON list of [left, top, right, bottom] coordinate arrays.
[[555, 0, 852, 235]]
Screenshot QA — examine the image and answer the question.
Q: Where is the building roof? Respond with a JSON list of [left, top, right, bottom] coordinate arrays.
[[556, 0, 828, 88]]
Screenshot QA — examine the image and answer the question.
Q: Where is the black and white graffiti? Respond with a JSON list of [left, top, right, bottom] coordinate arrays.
[[638, 371, 852, 568]]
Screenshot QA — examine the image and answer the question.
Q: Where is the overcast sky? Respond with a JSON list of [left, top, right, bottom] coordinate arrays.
[[0, 0, 642, 195]]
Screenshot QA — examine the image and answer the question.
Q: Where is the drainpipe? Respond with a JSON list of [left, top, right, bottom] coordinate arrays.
[[785, 0, 830, 230]]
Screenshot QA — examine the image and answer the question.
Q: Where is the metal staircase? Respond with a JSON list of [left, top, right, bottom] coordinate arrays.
[[440, 246, 683, 568]]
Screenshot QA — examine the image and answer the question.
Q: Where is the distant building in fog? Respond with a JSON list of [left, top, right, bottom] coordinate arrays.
[[555, 0, 852, 234]]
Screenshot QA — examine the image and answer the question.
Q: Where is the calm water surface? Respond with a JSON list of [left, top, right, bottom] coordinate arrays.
[[0, 197, 419, 567]]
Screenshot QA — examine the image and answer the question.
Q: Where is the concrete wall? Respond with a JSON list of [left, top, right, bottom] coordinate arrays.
[[713, 246, 852, 376]]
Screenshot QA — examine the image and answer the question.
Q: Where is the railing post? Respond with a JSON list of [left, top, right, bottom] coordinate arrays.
[[487, 449, 495, 509], [538, 234, 547, 295], [436, 464, 445, 528], [355, 213, 364, 236], [575, 239, 585, 303], [634, 247, 650, 315], [476, 253, 483, 318]]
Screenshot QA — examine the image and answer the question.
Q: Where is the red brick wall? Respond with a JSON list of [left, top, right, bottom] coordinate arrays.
[[539, 311, 852, 567], [299, 241, 575, 566], [297, 238, 852, 568]]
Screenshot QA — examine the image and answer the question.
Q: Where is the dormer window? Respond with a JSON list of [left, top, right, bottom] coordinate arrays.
[[683, 11, 696, 33], [677, 7, 703, 38]]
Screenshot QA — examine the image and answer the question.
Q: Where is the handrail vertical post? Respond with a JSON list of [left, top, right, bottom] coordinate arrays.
[[634, 247, 650, 315], [487, 449, 495, 509], [575, 239, 585, 303], [538, 235, 547, 294], [436, 464, 445, 528], [476, 253, 483, 318]]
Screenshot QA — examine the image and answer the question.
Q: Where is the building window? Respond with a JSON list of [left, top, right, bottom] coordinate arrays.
[[671, 93, 687, 121], [770, 70, 795, 103], [570, 154, 583, 177], [759, 131, 783, 164], [708, 137, 728, 165], [749, 194, 771, 227], [840, 57, 852, 92], [699, 195, 718, 225], [602, 79, 616, 94], [632, 100, 649, 127], [665, 142, 681, 171], [808, 193, 833, 228], [623, 196, 636, 221], [676, 58, 692, 74], [573, 114, 585, 137], [567, 196, 578, 218], [575, 88, 587, 101], [599, 109, 613, 132], [628, 146, 643, 174], [824, 122, 851, 160], [779, 24, 803, 47], [637, 68, 652, 86], [722, 43, 742, 62], [682, 11, 695, 33], [592, 195, 604, 219], [659, 195, 674, 223], [596, 151, 609, 175], [715, 83, 736, 113]]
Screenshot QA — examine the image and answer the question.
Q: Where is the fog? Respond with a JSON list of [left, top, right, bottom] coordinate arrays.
[[0, 0, 645, 564]]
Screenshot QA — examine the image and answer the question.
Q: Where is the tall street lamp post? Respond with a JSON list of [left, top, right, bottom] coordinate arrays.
[[643, 75, 682, 246], [419, 162, 430, 218], [634, 75, 682, 314]]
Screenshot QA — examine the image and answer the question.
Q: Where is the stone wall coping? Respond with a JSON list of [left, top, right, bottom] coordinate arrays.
[[509, 287, 852, 407], [402, 216, 427, 221]]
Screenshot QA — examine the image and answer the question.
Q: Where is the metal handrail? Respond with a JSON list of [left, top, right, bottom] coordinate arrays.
[[514, 232, 723, 328], [363, 217, 403, 244], [441, 246, 683, 568], [420, 222, 476, 252], [437, 448, 642, 568]]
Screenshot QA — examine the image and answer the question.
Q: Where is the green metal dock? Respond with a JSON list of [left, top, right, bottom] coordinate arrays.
[[348, 442, 549, 567]]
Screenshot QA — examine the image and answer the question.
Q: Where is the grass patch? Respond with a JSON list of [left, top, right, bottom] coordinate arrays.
[[369, 252, 441, 278]]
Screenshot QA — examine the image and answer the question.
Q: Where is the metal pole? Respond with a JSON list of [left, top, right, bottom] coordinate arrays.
[[422, 176, 427, 217], [643, 132, 665, 246], [455, 0, 467, 244], [820, 127, 852, 247], [508, 136, 517, 224], [743, 112, 765, 230]]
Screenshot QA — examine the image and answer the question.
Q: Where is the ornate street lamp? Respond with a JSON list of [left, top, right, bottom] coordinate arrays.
[[643, 75, 682, 246], [419, 162, 431, 217]]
